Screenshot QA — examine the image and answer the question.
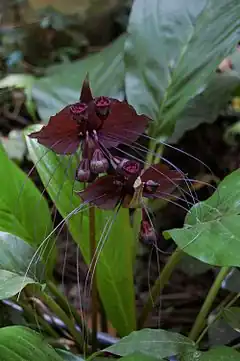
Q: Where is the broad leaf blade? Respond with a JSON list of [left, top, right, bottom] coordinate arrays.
[[0, 326, 63, 361], [0, 270, 37, 300], [165, 170, 240, 266], [120, 353, 161, 361], [57, 349, 84, 361], [26, 130, 138, 336], [104, 329, 195, 359], [0, 232, 44, 299], [170, 70, 240, 143], [0, 143, 54, 271], [33, 35, 126, 122], [199, 346, 240, 360], [96, 208, 137, 335], [125, 0, 240, 137]]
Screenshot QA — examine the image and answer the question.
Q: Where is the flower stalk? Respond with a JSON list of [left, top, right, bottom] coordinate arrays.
[[189, 266, 230, 341], [89, 206, 98, 352]]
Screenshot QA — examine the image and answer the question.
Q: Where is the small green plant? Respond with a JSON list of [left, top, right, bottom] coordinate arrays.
[[0, 1, 240, 361]]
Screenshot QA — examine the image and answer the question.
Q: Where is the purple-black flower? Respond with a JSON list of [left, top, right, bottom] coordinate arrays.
[[29, 77, 149, 181], [78, 159, 183, 210]]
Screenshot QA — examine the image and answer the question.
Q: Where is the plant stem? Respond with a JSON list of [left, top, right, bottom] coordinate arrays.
[[138, 247, 183, 328], [145, 138, 157, 169], [89, 206, 98, 352], [196, 291, 240, 345], [47, 280, 90, 339], [154, 143, 164, 164], [189, 266, 230, 341], [40, 291, 85, 351]]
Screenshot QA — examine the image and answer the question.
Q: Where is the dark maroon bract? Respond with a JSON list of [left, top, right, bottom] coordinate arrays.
[[78, 159, 183, 210], [29, 76, 149, 156]]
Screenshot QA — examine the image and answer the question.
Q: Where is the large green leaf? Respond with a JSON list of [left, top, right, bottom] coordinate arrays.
[[165, 169, 240, 266], [169, 70, 240, 143], [0, 143, 54, 270], [120, 353, 161, 361], [56, 349, 84, 361], [125, 0, 240, 137], [199, 346, 240, 360], [0, 326, 63, 361], [33, 35, 126, 122], [0, 232, 44, 299], [26, 128, 138, 336], [104, 329, 195, 359]]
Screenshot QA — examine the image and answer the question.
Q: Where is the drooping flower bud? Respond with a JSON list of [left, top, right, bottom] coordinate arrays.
[[140, 220, 157, 244], [94, 96, 111, 117], [90, 148, 109, 174], [70, 102, 88, 122], [76, 158, 91, 182]]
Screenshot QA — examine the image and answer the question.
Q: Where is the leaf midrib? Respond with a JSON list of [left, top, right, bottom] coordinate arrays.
[[157, 0, 210, 124]]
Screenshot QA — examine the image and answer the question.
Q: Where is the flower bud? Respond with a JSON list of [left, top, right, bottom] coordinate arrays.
[[70, 102, 88, 122], [140, 220, 157, 244], [94, 96, 111, 117], [76, 158, 91, 182], [90, 148, 109, 174]]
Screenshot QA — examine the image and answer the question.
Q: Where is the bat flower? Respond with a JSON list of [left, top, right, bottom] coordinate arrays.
[[29, 77, 149, 182], [78, 158, 183, 210]]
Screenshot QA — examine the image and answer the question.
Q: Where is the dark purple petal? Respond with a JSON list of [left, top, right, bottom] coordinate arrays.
[[29, 106, 80, 154], [98, 100, 149, 148], [141, 164, 184, 198], [80, 75, 93, 103], [78, 175, 123, 210]]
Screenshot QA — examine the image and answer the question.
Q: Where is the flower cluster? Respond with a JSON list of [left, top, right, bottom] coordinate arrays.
[[30, 77, 183, 242]]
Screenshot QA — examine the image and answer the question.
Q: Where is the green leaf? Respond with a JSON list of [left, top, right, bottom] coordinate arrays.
[[33, 35, 126, 122], [125, 0, 240, 137], [120, 353, 161, 361], [95, 208, 137, 336], [169, 70, 240, 143], [0, 232, 44, 299], [56, 349, 84, 361], [165, 169, 240, 266], [26, 129, 138, 336], [0, 143, 55, 271], [199, 346, 240, 360], [223, 307, 240, 333], [0, 326, 63, 361], [104, 329, 195, 359]]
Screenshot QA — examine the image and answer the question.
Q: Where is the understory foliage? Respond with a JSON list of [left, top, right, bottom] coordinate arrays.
[[0, 0, 240, 361]]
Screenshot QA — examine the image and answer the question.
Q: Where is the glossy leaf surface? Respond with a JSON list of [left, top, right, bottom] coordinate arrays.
[[0, 232, 44, 299], [166, 170, 240, 266], [105, 329, 195, 359], [0, 326, 63, 361], [0, 143, 54, 270], [125, 0, 240, 137]]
